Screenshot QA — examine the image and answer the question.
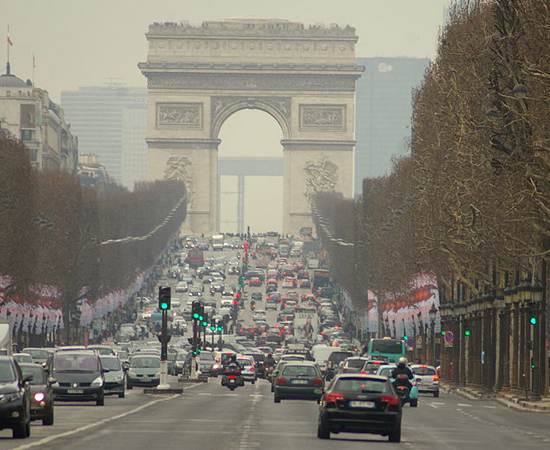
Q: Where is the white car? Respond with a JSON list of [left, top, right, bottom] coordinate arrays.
[[175, 282, 188, 293]]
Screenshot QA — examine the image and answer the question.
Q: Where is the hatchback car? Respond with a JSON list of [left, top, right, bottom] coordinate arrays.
[[21, 348, 54, 367], [127, 355, 161, 389], [318, 374, 402, 442], [273, 361, 324, 403], [0, 356, 32, 438], [339, 357, 370, 374], [50, 350, 107, 406], [100, 355, 126, 398], [411, 364, 440, 397], [19, 363, 54, 425], [237, 355, 257, 384]]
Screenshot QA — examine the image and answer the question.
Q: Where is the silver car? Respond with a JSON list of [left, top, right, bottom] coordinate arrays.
[[411, 364, 440, 397]]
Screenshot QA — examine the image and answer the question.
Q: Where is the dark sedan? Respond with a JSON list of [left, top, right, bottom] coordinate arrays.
[[19, 363, 54, 425], [318, 373, 402, 442], [273, 361, 324, 403], [0, 357, 32, 438]]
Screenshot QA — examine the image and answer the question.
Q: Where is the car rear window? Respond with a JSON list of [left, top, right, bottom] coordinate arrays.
[[378, 367, 395, 378], [0, 361, 16, 382], [413, 367, 436, 376], [334, 378, 391, 394], [282, 365, 318, 377], [345, 359, 366, 368]]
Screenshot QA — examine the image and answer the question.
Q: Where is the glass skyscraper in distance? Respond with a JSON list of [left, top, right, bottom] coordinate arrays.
[[355, 57, 430, 195], [61, 84, 148, 190]]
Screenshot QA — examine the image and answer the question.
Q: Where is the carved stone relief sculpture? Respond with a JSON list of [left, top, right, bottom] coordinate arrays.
[[300, 104, 345, 131], [164, 156, 194, 206], [303, 158, 339, 203], [156, 103, 203, 129]]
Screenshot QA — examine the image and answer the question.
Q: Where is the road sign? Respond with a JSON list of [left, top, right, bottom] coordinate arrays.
[[444, 331, 454, 344], [406, 337, 416, 348]]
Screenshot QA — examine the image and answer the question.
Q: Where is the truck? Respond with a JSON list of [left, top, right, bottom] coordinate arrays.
[[212, 234, 224, 251], [0, 321, 13, 355], [312, 269, 331, 291]]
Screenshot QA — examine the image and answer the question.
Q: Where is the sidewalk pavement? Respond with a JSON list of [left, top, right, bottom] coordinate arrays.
[[441, 383, 550, 413]]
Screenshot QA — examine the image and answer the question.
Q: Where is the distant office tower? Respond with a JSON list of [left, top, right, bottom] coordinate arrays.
[[355, 57, 430, 194], [61, 84, 148, 189]]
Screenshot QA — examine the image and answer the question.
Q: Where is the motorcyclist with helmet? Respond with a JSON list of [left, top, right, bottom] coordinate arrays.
[[263, 353, 276, 379], [391, 357, 414, 390]]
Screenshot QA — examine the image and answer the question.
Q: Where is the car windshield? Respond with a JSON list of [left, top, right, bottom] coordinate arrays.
[[379, 367, 395, 378], [0, 361, 16, 382], [54, 354, 100, 371], [130, 357, 161, 369], [282, 365, 317, 377], [334, 378, 391, 394], [200, 353, 214, 361], [21, 365, 46, 385], [100, 357, 122, 371], [23, 349, 50, 360], [328, 352, 353, 365]]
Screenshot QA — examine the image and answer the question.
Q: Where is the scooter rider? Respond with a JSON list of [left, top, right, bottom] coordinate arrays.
[[391, 357, 414, 389], [264, 353, 276, 368]]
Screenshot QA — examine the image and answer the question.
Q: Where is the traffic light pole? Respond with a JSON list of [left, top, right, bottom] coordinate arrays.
[[191, 316, 198, 379], [157, 309, 171, 389]]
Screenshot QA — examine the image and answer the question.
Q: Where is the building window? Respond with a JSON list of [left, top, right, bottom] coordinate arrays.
[[6, 90, 11, 97], [21, 129, 34, 141]]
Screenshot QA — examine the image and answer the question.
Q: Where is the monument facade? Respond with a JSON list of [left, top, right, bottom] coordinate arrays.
[[139, 18, 364, 234]]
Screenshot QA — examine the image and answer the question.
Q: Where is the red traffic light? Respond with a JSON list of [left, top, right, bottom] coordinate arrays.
[[233, 300, 238, 305]]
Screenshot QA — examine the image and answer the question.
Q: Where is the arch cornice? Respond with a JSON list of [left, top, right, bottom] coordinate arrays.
[[211, 96, 291, 140]]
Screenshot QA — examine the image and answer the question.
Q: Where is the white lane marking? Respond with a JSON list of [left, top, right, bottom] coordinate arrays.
[[432, 402, 446, 406], [196, 392, 213, 396], [483, 405, 497, 409], [12, 394, 180, 450], [457, 403, 472, 407]]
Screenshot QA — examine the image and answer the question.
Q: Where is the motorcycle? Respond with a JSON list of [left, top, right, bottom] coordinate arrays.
[[393, 373, 411, 405], [264, 364, 274, 380], [221, 364, 245, 391], [250, 302, 257, 311]]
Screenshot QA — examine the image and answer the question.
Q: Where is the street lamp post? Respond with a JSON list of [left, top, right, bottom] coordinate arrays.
[[429, 303, 438, 367]]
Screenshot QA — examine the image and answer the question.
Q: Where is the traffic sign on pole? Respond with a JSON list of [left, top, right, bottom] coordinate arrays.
[[444, 331, 454, 344]]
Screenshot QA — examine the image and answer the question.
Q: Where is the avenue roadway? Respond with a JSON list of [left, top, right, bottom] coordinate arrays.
[[0, 380, 549, 450]]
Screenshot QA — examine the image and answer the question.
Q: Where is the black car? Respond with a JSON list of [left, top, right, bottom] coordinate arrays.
[[50, 350, 107, 406], [0, 356, 32, 438], [19, 363, 54, 425], [251, 292, 263, 301], [318, 373, 402, 442]]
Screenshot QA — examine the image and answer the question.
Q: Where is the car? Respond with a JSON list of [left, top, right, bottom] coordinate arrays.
[[126, 355, 161, 389], [19, 362, 54, 426], [49, 350, 106, 406], [21, 348, 54, 366], [251, 292, 263, 301], [248, 277, 262, 286], [375, 364, 418, 407], [237, 355, 257, 383], [317, 373, 403, 442], [86, 345, 117, 356], [175, 281, 189, 293], [360, 360, 386, 374], [265, 298, 278, 310], [100, 355, 126, 398], [339, 356, 370, 374], [0, 357, 32, 438], [169, 351, 189, 375], [13, 353, 33, 364], [411, 364, 440, 397], [273, 361, 324, 403]]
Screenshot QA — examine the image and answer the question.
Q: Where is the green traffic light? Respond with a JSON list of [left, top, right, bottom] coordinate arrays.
[[217, 327, 223, 332], [192, 313, 200, 319], [530, 317, 537, 325], [210, 326, 216, 331], [441, 331, 446, 336], [160, 302, 169, 310], [198, 315, 204, 321], [202, 321, 208, 327], [464, 330, 471, 336], [403, 336, 408, 340]]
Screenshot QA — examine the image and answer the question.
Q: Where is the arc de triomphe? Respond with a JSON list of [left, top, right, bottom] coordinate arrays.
[[139, 18, 364, 235]]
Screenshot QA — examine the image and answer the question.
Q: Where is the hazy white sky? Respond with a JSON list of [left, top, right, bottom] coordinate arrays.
[[2, 0, 452, 233], [2, 0, 452, 102]]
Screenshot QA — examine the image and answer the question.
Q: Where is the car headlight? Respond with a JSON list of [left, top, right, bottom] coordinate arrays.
[[91, 376, 104, 387], [0, 392, 22, 404], [34, 392, 46, 402]]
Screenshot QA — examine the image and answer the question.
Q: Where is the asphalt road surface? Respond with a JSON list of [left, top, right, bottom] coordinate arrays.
[[1, 380, 549, 450]]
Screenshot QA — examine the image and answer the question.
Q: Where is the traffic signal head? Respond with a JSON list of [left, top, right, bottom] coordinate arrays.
[[201, 313, 209, 327], [464, 330, 471, 336], [530, 316, 537, 325], [441, 330, 446, 336], [403, 335, 408, 341], [192, 301, 200, 319], [158, 287, 171, 310]]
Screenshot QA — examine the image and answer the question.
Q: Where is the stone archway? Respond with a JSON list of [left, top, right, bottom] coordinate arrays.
[[139, 18, 364, 234]]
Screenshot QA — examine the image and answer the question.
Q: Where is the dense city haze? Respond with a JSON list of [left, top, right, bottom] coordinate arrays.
[[1, 0, 450, 233]]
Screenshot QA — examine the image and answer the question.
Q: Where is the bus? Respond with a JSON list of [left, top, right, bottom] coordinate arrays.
[[186, 250, 204, 269], [365, 338, 406, 364]]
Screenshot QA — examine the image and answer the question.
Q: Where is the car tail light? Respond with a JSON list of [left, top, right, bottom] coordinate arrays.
[[313, 377, 323, 386], [277, 376, 286, 385], [381, 395, 399, 406], [228, 375, 237, 380], [433, 375, 440, 381], [360, 370, 366, 374], [324, 393, 344, 403]]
